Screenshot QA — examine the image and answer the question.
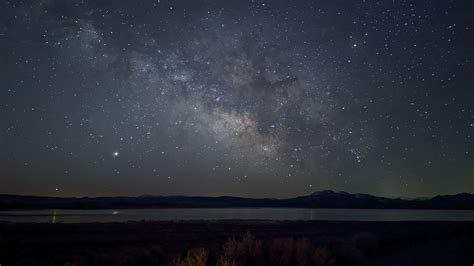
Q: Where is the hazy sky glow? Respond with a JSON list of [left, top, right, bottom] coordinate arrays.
[[1, 0, 473, 198]]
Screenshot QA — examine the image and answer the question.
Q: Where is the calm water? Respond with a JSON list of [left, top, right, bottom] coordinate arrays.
[[1, 208, 474, 223]]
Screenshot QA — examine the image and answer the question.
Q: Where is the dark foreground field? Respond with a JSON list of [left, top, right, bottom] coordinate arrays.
[[1, 220, 473, 266]]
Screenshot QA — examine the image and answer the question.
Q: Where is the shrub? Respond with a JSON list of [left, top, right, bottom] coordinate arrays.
[[268, 238, 295, 265], [172, 247, 208, 266], [269, 238, 332, 266], [175, 233, 334, 266], [217, 232, 263, 266]]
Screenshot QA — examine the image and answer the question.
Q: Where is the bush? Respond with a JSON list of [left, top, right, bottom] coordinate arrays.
[[172, 247, 208, 266], [217, 232, 263, 266], [172, 233, 334, 266], [269, 238, 332, 266]]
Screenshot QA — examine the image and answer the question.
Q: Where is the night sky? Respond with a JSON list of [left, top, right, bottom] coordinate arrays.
[[1, 0, 473, 198]]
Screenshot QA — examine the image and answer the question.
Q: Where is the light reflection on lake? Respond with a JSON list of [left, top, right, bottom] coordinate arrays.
[[1, 208, 474, 223]]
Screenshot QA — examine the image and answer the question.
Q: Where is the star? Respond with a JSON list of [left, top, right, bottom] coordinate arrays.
[[0, 0, 471, 199]]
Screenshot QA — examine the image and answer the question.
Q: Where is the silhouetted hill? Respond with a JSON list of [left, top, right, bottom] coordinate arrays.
[[1, 191, 474, 210]]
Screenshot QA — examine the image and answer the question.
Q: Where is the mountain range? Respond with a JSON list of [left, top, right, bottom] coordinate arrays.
[[1, 190, 474, 210]]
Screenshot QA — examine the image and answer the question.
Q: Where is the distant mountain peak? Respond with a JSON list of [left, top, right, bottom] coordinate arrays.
[[310, 190, 349, 196]]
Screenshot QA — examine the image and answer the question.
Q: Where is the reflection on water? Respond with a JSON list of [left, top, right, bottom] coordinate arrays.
[[1, 208, 474, 223]]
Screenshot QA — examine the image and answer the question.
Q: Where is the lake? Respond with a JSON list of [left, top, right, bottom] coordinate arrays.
[[1, 208, 474, 223]]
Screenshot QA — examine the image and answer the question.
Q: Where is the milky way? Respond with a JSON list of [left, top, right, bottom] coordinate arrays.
[[0, 0, 473, 197]]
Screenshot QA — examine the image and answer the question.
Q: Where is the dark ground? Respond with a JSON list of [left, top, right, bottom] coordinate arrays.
[[0, 220, 473, 266]]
